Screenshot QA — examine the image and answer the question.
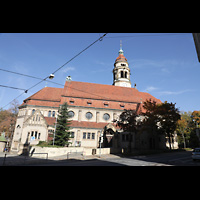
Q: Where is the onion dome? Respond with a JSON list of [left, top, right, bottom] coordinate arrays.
[[115, 41, 128, 62]]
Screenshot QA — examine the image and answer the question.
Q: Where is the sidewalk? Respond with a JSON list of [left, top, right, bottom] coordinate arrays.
[[0, 152, 121, 166], [41, 153, 121, 161], [0, 152, 49, 166]]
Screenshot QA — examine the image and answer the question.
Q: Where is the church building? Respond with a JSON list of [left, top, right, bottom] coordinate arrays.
[[11, 44, 176, 153]]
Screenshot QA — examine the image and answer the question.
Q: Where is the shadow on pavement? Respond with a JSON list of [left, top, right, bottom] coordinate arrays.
[[1, 150, 198, 166], [118, 150, 199, 166], [0, 153, 126, 166]]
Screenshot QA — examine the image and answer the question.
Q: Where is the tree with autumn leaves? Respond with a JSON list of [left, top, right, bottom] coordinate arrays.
[[114, 99, 181, 150], [176, 111, 200, 148], [142, 99, 180, 150], [0, 100, 19, 139]]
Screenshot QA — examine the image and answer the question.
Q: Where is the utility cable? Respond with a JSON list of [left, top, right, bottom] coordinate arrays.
[[2, 33, 108, 109], [0, 84, 27, 92], [0, 68, 65, 87], [52, 33, 107, 75], [0, 67, 113, 103], [105, 33, 190, 38]]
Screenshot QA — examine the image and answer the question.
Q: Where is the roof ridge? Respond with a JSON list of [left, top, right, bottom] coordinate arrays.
[[24, 87, 63, 100], [62, 81, 161, 104]]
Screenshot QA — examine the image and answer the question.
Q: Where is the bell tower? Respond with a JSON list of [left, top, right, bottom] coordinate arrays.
[[113, 41, 131, 88]]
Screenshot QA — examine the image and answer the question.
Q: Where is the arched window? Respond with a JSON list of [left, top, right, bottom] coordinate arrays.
[[32, 109, 35, 115], [52, 111, 55, 117], [48, 110, 51, 117], [121, 71, 124, 78], [125, 71, 128, 78]]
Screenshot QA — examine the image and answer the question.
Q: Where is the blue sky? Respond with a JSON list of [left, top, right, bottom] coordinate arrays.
[[0, 33, 199, 112]]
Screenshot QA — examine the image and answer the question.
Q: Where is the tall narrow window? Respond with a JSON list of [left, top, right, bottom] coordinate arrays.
[[87, 133, 91, 139], [125, 71, 127, 78], [92, 133, 95, 140], [121, 71, 124, 78], [48, 110, 51, 117], [52, 111, 55, 117], [35, 131, 38, 139], [31, 131, 34, 137], [83, 132, 86, 139]]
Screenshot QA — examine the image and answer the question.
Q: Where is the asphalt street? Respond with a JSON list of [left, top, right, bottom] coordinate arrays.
[[1, 150, 199, 166], [22, 151, 200, 166]]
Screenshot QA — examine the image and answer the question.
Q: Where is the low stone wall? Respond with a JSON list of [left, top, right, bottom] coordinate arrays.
[[29, 146, 84, 158], [29, 146, 115, 158], [96, 148, 110, 155]]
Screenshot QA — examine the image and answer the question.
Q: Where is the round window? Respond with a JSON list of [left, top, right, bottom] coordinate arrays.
[[103, 113, 110, 121], [86, 112, 93, 120], [68, 111, 75, 118]]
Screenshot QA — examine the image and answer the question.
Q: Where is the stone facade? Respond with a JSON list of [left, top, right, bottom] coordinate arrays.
[[11, 45, 178, 153]]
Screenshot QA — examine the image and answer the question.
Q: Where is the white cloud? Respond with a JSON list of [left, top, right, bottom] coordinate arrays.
[[95, 60, 113, 66], [62, 66, 75, 73], [142, 86, 159, 92], [156, 89, 194, 96], [129, 58, 192, 71], [161, 68, 170, 73]]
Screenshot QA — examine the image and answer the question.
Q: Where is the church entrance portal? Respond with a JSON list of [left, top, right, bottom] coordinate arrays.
[[104, 128, 115, 147], [103, 124, 116, 148]]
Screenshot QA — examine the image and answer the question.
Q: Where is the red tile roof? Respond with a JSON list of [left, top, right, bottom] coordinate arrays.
[[62, 81, 161, 104], [63, 96, 138, 110], [21, 87, 63, 107], [20, 81, 162, 111], [70, 121, 119, 130], [115, 54, 128, 62], [44, 117, 56, 126], [44, 117, 119, 130]]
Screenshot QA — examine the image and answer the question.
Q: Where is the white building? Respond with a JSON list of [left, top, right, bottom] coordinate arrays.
[[11, 45, 177, 154]]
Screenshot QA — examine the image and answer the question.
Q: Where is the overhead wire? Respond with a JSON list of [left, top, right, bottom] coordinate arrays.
[[0, 84, 27, 92], [105, 33, 190, 38], [0, 68, 65, 87], [1, 33, 189, 109], [0, 67, 113, 103], [52, 33, 108, 75], [1, 33, 108, 109], [3, 33, 188, 109]]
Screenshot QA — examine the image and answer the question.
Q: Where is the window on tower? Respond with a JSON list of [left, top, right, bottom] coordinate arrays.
[[125, 71, 127, 78], [121, 71, 124, 78]]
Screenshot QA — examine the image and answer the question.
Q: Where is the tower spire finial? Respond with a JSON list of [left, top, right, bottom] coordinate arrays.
[[119, 40, 124, 55]]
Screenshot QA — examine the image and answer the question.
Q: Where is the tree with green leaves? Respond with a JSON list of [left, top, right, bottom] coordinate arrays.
[[141, 99, 162, 149], [113, 109, 141, 153], [157, 101, 180, 149], [142, 100, 180, 150], [54, 102, 71, 147]]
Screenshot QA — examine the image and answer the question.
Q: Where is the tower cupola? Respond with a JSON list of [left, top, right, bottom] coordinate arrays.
[[113, 41, 131, 88]]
